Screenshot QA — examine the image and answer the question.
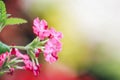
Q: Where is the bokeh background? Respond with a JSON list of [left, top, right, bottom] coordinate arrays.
[[0, 0, 120, 80]]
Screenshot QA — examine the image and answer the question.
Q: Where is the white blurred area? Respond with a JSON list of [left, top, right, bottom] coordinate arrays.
[[21, 0, 120, 60]]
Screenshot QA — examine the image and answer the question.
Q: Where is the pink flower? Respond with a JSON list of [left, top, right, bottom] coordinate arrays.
[[23, 59, 40, 76], [44, 53, 57, 63], [32, 64, 41, 76], [23, 59, 33, 70], [33, 17, 50, 40], [45, 39, 62, 52], [0, 52, 9, 67], [44, 39, 62, 63], [49, 28, 63, 40]]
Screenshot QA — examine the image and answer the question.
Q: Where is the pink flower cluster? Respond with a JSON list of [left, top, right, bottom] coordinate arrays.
[[12, 48, 41, 76], [0, 48, 40, 76], [0, 17, 63, 76], [33, 18, 63, 63]]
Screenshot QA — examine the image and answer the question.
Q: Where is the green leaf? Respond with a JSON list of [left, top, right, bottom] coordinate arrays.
[[0, 1, 28, 32], [5, 18, 27, 25], [0, 41, 10, 54], [0, 1, 7, 31]]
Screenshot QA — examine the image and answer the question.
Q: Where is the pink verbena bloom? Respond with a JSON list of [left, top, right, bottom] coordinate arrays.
[[23, 59, 40, 76], [0, 52, 9, 67], [44, 53, 57, 63], [44, 38, 62, 63], [49, 28, 63, 40], [23, 59, 33, 70], [45, 38, 62, 53], [32, 64, 41, 76], [33, 17, 50, 40], [32, 18, 63, 64]]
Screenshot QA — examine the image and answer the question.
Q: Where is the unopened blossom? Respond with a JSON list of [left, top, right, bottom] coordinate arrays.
[[11, 48, 29, 60], [34, 48, 42, 57], [33, 17, 50, 40], [8, 68, 14, 75]]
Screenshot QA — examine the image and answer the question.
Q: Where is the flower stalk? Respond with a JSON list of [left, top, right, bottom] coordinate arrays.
[[9, 46, 26, 50]]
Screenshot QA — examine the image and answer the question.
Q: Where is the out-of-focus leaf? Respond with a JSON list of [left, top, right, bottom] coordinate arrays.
[[5, 18, 27, 25], [0, 1, 7, 31], [0, 41, 10, 54]]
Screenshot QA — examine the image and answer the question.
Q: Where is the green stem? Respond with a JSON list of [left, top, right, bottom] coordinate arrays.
[[9, 46, 26, 50], [41, 38, 49, 44], [25, 37, 39, 48], [35, 58, 39, 65]]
